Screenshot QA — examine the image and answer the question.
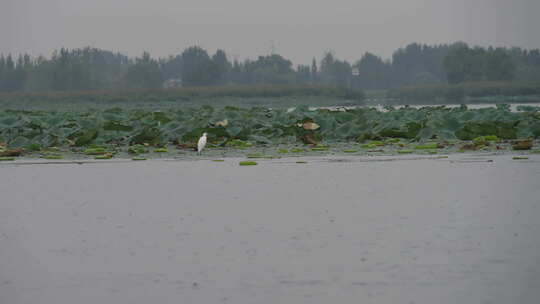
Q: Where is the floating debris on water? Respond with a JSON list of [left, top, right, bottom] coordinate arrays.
[[94, 153, 113, 159], [42, 154, 63, 159], [239, 161, 257, 166]]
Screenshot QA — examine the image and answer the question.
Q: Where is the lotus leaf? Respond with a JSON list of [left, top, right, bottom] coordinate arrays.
[[95, 153, 113, 159], [42, 154, 63, 159], [128, 145, 148, 154], [415, 143, 439, 149], [239, 161, 257, 166], [1, 106, 539, 154], [84, 147, 107, 155]]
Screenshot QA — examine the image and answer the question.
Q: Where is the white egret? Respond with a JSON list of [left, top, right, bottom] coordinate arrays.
[[197, 132, 207, 155]]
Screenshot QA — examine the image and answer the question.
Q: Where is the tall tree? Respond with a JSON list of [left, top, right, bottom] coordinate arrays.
[[0, 55, 5, 91], [181, 46, 218, 86], [124, 52, 163, 88], [444, 43, 516, 83], [354, 52, 390, 89], [296, 64, 311, 84], [249, 54, 296, 84], [229, 59, 244, 84], [320, 52, 352, 88], [160, 55, 183, 80], [212, 49, 231, 85], [12, 55, 28, 90], [3, 55, 16, 91], [484, 48, 515, 81], [444, 42, 472, 84], [311, 58, 318, 83]]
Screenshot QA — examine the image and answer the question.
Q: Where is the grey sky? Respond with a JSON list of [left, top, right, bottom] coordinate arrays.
[[2, 0, 540, 65]]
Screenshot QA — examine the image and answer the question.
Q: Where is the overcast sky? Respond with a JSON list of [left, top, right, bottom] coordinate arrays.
[[2, 0, 540, 65]]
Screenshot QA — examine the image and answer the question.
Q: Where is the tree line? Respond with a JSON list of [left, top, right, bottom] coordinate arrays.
[[1, 42, 539, 92]]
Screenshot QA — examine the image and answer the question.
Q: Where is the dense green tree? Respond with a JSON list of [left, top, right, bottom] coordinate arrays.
[[444, 43, 516, 83], [12, 55, 28, 91], [181, 46, 219, 86], [2, 55, 16, 91], [311, 58, 318, 83], [160, 55, 183, 80], [50, 48, 69, 90], [444, 42, 473, 84], [508, 48, 538, 81], [24, 56, 54, 91], [320, 52, 352, 87], [0, 42, 539, 92], [248, 54, 296, 84], [353, 52, 392, 89], [0, 55, 5, 91], [124, 52, 163, 88], [296, 64, 311, 84], [391, 43, 449, 87], [21, 48, 128, 91], [484, 48, 515, 81], [229, 59, 244, 84], [212, 49, 231, 85], [392, 43, 424, 86]]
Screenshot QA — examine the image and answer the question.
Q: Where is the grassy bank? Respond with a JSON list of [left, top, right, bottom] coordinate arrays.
[[0, 85, 365, 110]]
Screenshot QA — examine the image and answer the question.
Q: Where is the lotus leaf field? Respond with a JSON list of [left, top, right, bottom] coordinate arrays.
[[0, 104, 539, 159]]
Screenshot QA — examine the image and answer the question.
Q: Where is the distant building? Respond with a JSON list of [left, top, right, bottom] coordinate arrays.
[[163, 78, 183, 88]]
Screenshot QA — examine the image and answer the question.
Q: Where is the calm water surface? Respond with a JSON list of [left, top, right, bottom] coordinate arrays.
[[1, 154, 540, 304]]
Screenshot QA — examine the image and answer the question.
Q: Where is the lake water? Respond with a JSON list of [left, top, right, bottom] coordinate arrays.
[[309, 102, 540, 112], [1, 154, 540, 304]]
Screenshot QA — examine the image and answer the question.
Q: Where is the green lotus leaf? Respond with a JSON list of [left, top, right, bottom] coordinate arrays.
[[74, 129, 98, 146], [9, 136, 30, 148], [103, 122, 133, 132]]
